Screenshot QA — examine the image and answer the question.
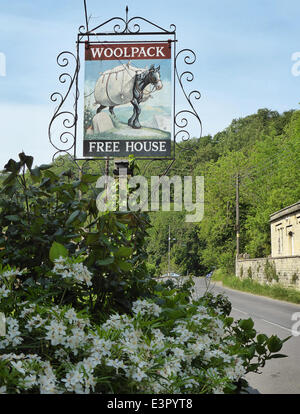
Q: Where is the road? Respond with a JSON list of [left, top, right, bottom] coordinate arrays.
[[192, 277, 300, 394]]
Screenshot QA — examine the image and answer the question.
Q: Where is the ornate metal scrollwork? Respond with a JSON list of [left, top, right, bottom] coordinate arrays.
[[48, 51, 80, 164], [175, 49, 202, 149], [82, 6, 176, 36]]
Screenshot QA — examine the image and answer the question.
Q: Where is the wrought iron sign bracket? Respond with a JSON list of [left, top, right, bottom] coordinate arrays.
[[48, 7, 202, 173]]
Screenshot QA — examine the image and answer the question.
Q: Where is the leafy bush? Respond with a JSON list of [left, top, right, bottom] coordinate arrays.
[[0, 261, 288, 394], [0, 153, 290, 394], [0, 153, 155, 317]]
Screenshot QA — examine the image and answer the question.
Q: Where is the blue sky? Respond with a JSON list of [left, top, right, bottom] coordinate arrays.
[[0, 0, 299, 167]]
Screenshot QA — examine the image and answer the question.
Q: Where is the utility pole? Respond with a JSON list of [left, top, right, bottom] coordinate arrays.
[[236, 173, 240, 258]]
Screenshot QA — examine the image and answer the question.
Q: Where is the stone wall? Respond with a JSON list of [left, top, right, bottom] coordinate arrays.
[[236, 256, 300, 290]]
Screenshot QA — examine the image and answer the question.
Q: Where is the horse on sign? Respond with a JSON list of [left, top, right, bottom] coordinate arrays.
[[94, 63, 163, 129]]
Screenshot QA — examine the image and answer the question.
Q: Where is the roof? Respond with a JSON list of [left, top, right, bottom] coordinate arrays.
[[270, 201, 300, 222]]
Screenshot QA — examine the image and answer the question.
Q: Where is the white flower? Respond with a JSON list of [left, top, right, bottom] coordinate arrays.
[[1, 269, 23, 280], [64, 327, 86, 354], [54, 348, 70, 361], [62, 370, 84, 391], [106, 359, 127, 374], [53, 259, 92, 287], [84, 374, 96, 393], [132, 299, 161, 317], [64, 309, 78, 323], [11, 361, 25, 375], [39, 375, 57, 394], [0, 285, 9, 298], [131, 368, 147, 382], [0, 386, 7, 394], [23, 375, 37, 390], [45, 320, 66, 346], [91, 337, 112, 357], [20, 305, 36, 318], [25, 315, 45, 332]]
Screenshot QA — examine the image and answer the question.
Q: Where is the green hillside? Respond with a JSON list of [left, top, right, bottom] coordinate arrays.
[[144, 108, 300, 276]]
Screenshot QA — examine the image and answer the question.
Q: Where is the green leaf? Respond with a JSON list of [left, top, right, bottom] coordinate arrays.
[[115, 246, 133, 258], [5, 215, 20, 222], [86, 233, 100, 245], [39, 164, 52, 171], [2, 173, 17, 187], [66, 210, 81, 226], [224, 316, 234, 326], [44, 170, 59, 181], [117, 260, 133, 272], [267, 335, 283, 353], [81, 174, 99, 184], [30, 167, 41, 178], [96, 257, 114, 266], [238, 318, 255, 331], [19, 153, 33, 171], [4, 159, 21, 173], [268, 354, 288, 359], [256, 344, 267, 355], [49, 241, 68, 263], [257, 334, 268, 344]]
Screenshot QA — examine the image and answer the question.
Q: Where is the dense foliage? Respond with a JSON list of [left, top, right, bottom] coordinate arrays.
[[144, 108, 300, 274], [0, 149, 290, 394], [0, 153, 155, 318]]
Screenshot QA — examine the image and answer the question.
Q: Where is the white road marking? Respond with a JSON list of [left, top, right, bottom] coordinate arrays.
[[232, 307, 292, 333], [261, 319, 292, 334], [232, 307, 248, 315]]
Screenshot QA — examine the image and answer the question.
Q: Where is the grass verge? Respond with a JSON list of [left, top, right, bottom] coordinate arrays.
[[212, 269, 300, 304]]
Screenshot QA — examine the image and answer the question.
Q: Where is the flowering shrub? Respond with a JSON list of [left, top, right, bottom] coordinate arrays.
[[0, 260, 289, 394], [0, 153, 155, 316]]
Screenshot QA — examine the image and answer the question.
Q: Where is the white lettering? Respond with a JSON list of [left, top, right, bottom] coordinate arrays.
[[138, 47, 147, 58], [97, 142, 104, 152], [131, 47, 140, 57], [91, 48, 104, 59], [152, 142, 158, 151], [156, 46, 165, 57], [134, 142, 143, 151], [147, 47, 156, 57], [89, 142, 96, 152], [104, 48, 113, 58], [126, 142, 135, 152], [114, 48, 123, 58]]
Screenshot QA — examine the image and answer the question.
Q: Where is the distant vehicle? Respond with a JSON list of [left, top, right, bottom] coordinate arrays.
[[205, 270, 214, 279], [161, 272, 181, 278]]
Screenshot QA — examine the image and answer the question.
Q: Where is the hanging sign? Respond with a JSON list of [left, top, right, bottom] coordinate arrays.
[[83, 41, 173, 158]]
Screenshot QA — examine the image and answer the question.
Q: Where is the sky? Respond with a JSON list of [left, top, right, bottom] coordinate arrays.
[[0, 0, 299, 168]]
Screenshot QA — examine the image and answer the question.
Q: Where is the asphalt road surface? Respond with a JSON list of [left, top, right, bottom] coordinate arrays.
[[192, 277, 300, 394]]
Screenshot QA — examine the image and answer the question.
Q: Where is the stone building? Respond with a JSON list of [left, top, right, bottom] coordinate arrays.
[[236, 201, 300, 290], [270, 201, 300, 257]]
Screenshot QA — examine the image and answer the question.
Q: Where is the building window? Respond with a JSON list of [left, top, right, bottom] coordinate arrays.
[[276, 224, 283, 255]]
